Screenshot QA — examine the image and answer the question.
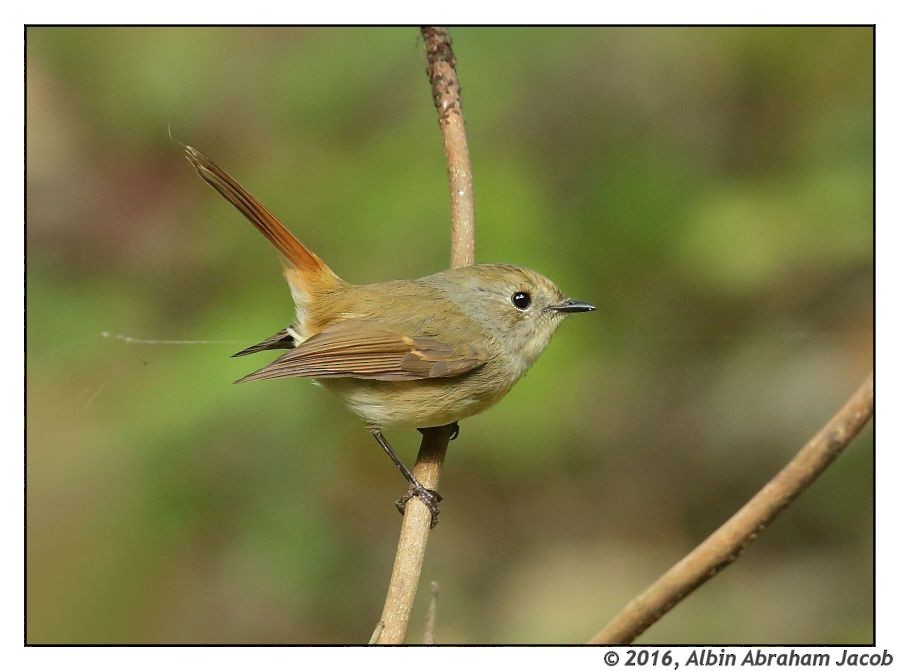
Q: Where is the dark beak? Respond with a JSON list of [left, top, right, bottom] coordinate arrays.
[[547, 298, 596, 314]]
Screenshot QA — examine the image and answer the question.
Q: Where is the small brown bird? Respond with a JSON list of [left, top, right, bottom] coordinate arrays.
[[186, 146, 594, 525]]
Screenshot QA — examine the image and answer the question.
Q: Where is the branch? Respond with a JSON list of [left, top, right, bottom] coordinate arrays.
[[373, 26, 475, 645], [423, 26, 476, 269], [589, 371, 874, 644], [423, 581, 440, 644]]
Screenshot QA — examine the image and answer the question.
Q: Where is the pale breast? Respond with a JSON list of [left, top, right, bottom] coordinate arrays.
[[320, 370, 511, 430]]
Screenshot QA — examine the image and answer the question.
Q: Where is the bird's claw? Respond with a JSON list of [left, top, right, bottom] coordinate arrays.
[[395, 484, 443, 529]]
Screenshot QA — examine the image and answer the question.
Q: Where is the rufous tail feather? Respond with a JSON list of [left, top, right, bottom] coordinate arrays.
[[185, 146, 336, 283]]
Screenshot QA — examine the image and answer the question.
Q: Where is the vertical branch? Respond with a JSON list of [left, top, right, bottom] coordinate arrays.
[[423, 581, 440, 644], [589, 372, 874, 644], [373, 26, 476, 644], [423, 26, 476, 268]]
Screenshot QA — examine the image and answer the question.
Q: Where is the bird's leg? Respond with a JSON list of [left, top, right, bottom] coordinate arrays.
[[371, 430, 442, 528]]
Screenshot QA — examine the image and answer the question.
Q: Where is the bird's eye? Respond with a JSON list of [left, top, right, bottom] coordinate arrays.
[[511, 291, 532, 310]]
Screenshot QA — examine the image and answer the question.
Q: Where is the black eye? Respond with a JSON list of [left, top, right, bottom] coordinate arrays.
[[511, 291, 531, 310]]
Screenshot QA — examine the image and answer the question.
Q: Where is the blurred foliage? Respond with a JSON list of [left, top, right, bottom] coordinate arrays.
[[26, 27, 872, 644]]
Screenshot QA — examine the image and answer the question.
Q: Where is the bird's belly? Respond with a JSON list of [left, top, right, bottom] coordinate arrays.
[[319, 376, 507, 429]]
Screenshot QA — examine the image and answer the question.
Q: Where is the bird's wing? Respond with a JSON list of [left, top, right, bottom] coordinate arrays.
[[236, 319, 488, 383]]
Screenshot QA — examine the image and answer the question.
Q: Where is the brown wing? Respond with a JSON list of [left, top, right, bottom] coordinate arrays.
[[236, 319, 488, 383]]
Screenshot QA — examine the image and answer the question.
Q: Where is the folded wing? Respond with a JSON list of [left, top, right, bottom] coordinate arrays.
[[236, 319, 488, 383]]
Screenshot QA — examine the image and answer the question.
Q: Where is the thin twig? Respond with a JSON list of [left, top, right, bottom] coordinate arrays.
[[368, 620, 384, 645], [589, 372, 874, 644], [373, 26, 476, 645], [423, 581, 440, 644]]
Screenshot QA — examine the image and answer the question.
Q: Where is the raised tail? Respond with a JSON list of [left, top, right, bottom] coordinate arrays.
[[184, 146, 337, 285]]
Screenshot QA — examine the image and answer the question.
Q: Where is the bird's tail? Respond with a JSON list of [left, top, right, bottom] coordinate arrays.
[[184, 146, 340, 295]]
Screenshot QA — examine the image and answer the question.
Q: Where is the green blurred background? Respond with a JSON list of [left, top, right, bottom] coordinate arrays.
[[26, 27, 873, 644]]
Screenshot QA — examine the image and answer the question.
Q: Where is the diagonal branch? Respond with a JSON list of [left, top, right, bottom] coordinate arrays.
[[589, 371, 874, 644], [373, 26, 476, 645]]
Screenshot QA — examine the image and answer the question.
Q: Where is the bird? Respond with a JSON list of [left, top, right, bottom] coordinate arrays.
[[185, 145, 595, 526]]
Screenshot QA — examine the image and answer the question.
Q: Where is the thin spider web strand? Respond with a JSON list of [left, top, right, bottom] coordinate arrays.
[[99, 331, 249, 346]]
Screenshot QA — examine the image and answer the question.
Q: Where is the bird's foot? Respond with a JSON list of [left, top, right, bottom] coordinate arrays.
[[395, 483, 443, 529]]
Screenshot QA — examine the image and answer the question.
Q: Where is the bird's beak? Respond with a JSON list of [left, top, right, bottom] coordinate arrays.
[[547, 298, 596, 314]]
